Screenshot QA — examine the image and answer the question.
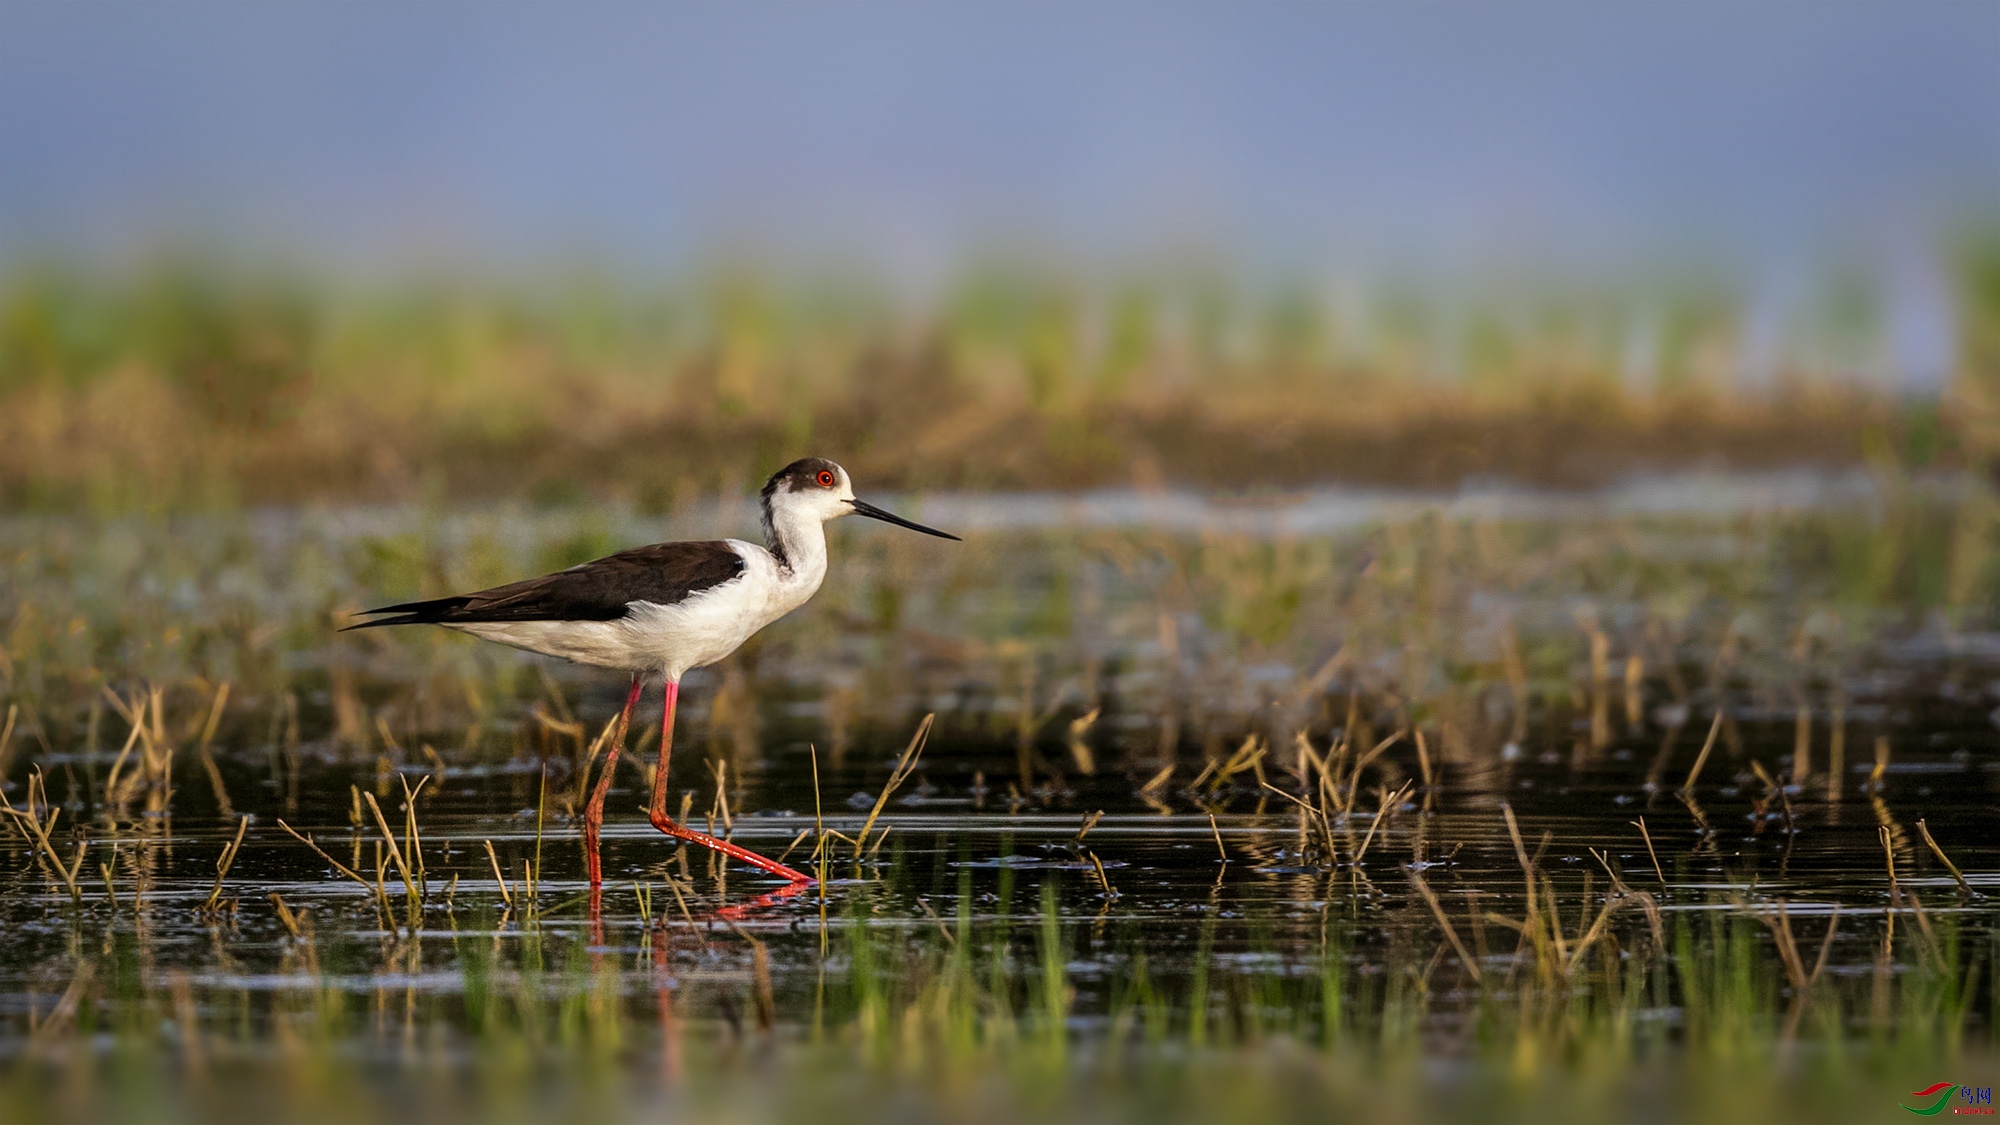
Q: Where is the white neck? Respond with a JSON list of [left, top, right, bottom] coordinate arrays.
[[763, 501, 829, 590]]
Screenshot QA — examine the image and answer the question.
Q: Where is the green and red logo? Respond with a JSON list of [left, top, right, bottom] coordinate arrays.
[[1903, 1083, 1994, 1116]]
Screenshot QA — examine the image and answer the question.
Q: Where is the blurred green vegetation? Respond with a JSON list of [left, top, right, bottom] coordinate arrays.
[[0, 256, 1960, 512]]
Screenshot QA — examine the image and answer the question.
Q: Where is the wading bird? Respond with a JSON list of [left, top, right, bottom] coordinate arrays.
[[345, 458, 958, 887]]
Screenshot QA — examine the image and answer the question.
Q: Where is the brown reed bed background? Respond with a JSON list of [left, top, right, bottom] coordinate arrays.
[[1, 253, 1992, 512]]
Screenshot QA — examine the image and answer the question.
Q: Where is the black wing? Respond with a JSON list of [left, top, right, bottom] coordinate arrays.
[[343, 541, 746, 630]]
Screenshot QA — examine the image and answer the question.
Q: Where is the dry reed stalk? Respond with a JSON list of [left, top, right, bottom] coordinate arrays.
[[268, 893, 307, 939], [1496, 804, 1546, 977], [1632, 817, 1665, 886], [1350, 780, 1411, 867], [1676, 790, 1716, 854], [1577, 866, 1598, 943], [2, 774, 83, 901], [1565, 897, 1618, 976], [1188, 758, 1220, 791], [572, 712, 622, 809], [536, 666, 576, 725], [194, 681, 233, 816], [1067, 707, 1100, 775], [64, 841, 87, 896], [1540, 878, 1570, 968], [1880, 824, 1944, 967], [1463, 889, 1490, 963], [774, 828, 813, 865], [278, 819, 389, 912], [1325, 723, 1354, 810], [1410, 871, 1482, 982], [1749, 759, 1797, 832], [1075, 809, 1105, 842], [399, 774, 429, 892], [1261, 777, 1339, 861], [854, 714, 934, 858], [1586, 621, 1611, 749], [101, 691, 147, 803], [483, 841, 513, 906], [201, 815, 249, 913], [1680, 709, 1725, 792], [1915, 819, 1971, 895], [1089, 851, 1117, 897], [362, 791, 418, 903], [1208, 812, 1227, 862], [707, 758, 733, 834], [1293, 734, 1329, 806], [532, 766, 546, 900], [129, 685, 171, 799], [1341, 731, 1405, 815], [1209, 735, 1267, 792], [1749, 759, 1777, 793], [1623, 653, 1644, 729], [1501, 804, 1534, 879], [529, 702, 585, 762], [1867, 736, 1890, 793], [1589, 848, 1664, 950]]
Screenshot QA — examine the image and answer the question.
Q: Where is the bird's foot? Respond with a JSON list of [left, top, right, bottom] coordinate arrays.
[[646, 810, 814, 883]]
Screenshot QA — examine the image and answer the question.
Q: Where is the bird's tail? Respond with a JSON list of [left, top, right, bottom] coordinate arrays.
[[340, 596, 474, 631]]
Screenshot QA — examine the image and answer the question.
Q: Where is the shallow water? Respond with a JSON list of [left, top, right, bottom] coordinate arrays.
[[2, 471, 1997, 1121]]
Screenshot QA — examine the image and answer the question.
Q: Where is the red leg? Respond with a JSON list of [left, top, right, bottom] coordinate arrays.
[[585, 673, 647, 890], [647, 679, 812, 883]]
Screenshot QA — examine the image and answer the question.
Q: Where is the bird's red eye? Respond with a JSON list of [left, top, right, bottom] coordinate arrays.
[[816, 470, 835, 488]]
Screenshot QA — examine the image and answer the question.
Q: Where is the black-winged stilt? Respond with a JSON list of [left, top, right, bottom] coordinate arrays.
[[345, 457, 959, 886]]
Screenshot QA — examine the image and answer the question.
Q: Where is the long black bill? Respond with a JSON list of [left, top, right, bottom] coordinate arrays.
[[850, 498, 962, 541]]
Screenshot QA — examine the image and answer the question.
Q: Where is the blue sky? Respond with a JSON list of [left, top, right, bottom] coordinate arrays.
[[2, 2, 1997, 287]]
